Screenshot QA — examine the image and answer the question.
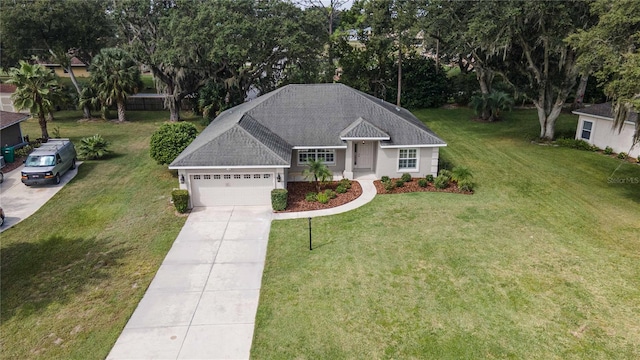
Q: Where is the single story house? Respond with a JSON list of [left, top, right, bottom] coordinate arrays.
[[0, 84, 27, 113], [1, 110, 29, 166], [38, 57, 90, 78], [170, 83, 446, 207], [573, 103, 639, 158]]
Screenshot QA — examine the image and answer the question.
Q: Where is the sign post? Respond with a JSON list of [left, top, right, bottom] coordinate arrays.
[[308, 217, 312, 251]]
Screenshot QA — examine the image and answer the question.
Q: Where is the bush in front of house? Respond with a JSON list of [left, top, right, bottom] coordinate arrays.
[[316, 191, 329, 204], [425, 174, 434, 182], [339, 178, 352, 189], [417, 178, 428, 187], [271, 189, 288, 211], [439, 169, 452, 178], [451, 166, 473, 183], [434, 174, 450, 189], [150, 122, 198, 165], [555, 138, 598, 151], [604, 146, 613, 155], [325, 189, 337, 199], [458, 179, 475, 192], [401, 173, 412, 182], [171, 189, 189, 213], [395, 179, 405, 187], [617, 152, 628, 159], [305, 192, 317, 202], [336, 185, 347, 194], [381, 176, 390, 183], [382, 179, 395, 192], [77, 134, 112, 160]]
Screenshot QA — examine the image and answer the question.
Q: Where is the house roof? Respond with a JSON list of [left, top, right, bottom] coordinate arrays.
[[572, 103, 638, 124], [0, 111, 29, 130], [170, 83, 446, 168]]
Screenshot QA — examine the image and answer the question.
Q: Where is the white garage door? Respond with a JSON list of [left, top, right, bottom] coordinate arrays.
[[190, 172, 275, 206]]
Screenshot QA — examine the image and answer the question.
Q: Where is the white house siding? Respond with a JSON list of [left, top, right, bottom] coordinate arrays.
[[576, 116, 639, 158], [375, 146, 439, 178], [287, 149, 346, 181]]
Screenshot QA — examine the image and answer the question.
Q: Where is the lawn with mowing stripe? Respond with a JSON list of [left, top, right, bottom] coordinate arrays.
[[0, 111, 199, 359], [252, 108, 640, 359]]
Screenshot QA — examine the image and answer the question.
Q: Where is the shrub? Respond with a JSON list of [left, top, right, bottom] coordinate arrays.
[[77, 134, 112, 160], [316, 191, 329, 204], [458, 179, 475, 192], [171, 189, 189, 213], [425, 174, 434, 182], [325, 189, 337, 199], [150, 122, 198, 165], [383, 180, 395, 192], [434, 174, 450, 189], [339, 178, 352, 189], [401, 173, 412, 182], [439, 169, 452, 178], [271, 189, 288, 211], [604, 146, 613, 155], [617, 152, 628, 159], [555, 138, 597, 151], [336, 185, 347, 194], [451, 166, 473, 183], [395, 179, 405, 187], [15, 145, 33, 158], [381, 176, 390, 182], [305, 192, 317, 202], [417, 178, 428, 187]]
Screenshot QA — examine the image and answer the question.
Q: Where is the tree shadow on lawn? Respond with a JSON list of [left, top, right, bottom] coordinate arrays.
[[0, 234, 126, 323]]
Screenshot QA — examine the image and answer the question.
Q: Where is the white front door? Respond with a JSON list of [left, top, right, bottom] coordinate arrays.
[[354, 141, 373, 169]]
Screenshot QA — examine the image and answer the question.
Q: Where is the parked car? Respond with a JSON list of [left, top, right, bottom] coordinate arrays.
[[21, 139, 77, 186]]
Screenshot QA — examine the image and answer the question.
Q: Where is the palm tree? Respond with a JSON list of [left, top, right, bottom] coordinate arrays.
[[7, 61, 60, 140], [470, 90, 514, 121], [302, 158, 333, 192], [89, 48, 142, 122]]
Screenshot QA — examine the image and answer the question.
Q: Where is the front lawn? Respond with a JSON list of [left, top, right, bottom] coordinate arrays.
[[252, 109, 640, 359], [0, 111, 199, 359]]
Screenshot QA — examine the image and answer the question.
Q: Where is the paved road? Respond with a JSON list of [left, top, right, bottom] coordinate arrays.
[[0, 164, 79, 232]]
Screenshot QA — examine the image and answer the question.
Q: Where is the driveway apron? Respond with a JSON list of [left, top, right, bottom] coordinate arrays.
[[108, 206, 272, 360]]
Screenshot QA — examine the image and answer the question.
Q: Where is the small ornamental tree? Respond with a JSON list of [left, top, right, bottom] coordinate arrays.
[[150, 122, 198, 165], [302, 158, 332, 193]]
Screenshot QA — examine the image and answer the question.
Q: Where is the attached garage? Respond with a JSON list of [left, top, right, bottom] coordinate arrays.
[[189, 172, 275, 206]]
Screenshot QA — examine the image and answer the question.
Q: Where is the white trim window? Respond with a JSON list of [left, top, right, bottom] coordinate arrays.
[[298, 149, 336, 165], [581, 120, 593, 140], [398, 148, 418, 170]]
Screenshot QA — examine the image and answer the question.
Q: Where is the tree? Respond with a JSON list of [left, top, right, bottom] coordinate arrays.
[[149, 122, 198, 165], [7, 61, 60, 140], [303, 159, 333, 193], [89, 48, 142, 123], [0, 0, 114, 118], [470, 91, 514, 122], [568, 0, 640, 146], [297, 0, 349, 36]]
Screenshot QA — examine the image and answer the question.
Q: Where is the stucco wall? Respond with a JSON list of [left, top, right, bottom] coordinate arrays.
[[576, 116, 639, 158], [375, 146, 439, 178], [287, 149, 346, 181]]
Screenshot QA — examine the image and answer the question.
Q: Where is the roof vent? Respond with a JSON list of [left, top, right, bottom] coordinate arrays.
[[395, 107, 400, 112]]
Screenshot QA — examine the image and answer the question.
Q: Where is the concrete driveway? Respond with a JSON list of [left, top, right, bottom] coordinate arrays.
[[108, 206, 273, 360], [0, 164, 80, 232]]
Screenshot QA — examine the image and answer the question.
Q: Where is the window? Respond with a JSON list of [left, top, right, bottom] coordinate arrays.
[[224, 174, 231, 179], [398, 148, 417, 170], [203, 175, 211, 180], [244, 174, 251, 179], [253, 174, 261, 179], [234, 174, 241, 179], [213, 175, 221, 179], [193, 175, 201, 180], [298, 149, 336, 165], [581, 120, 593, 140], [263, 174, 271, 179]]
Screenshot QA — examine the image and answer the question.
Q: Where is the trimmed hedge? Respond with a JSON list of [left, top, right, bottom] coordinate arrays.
[[171, 189, 189, 213], [271, 189, 288, 211]]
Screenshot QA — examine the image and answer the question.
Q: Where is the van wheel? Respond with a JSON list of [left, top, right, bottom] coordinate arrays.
[[0, 171, 3, 184], [55, 173, 61, 185], [70, 159, 76, 170]]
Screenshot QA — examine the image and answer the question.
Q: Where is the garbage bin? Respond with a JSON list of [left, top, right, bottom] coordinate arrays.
[[2, 147, 15, 163]]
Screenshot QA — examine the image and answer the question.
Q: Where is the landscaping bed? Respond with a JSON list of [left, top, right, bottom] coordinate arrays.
[[373, 177, 472, 195], [279, 180, 362, 212]]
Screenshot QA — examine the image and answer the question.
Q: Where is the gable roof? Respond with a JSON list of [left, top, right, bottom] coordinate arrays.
[[170, 83, 446, 168], [0, 111, 29, 130], [340, 117, 390, 140], [572, 103, 638, 124]]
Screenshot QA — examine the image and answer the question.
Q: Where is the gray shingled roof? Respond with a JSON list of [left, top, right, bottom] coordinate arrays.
[[340, 117, 390, 139], [573, 103, 638, 124], [1, 111, 29, 130], [170, 83, 446, 168]]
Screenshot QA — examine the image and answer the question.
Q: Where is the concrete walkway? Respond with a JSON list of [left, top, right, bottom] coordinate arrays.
[[0, 164, 80, 232], [108, 180, 377, 359]]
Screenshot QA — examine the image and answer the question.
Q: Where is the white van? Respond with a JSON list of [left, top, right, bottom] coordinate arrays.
[[21, 139, 77, 186]]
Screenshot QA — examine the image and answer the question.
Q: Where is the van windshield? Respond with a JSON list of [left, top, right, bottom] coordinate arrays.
[[25, 155, 56, 167]]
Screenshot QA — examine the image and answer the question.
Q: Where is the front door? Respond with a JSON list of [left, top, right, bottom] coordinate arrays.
[[354, 141, 373, 169]]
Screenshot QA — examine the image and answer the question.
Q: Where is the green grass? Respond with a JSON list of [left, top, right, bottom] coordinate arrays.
[[252, 109, 640, 359], [0, 110, 200, 359]]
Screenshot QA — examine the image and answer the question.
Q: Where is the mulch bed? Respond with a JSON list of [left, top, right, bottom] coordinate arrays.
[[279, 181, 362, 212], [374, 178, 473, 195], [1, 156, 26, 174]]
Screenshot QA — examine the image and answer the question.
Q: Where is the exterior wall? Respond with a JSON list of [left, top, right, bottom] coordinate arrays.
[[287, 149, 346, 181], [0, 124, 25, 147], [375, 146, 439, 178], [47, 66, 90, 78], [576, 116, 639, 158], [0, 93, 29, 113]]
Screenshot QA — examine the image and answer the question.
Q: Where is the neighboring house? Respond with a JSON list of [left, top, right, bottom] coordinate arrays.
[[1, 111, 29, 166], [0, 84, 27, 113], [169, 83, 447, 207], [573, 103, 639, 158], [38, 57, 90, 78]]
